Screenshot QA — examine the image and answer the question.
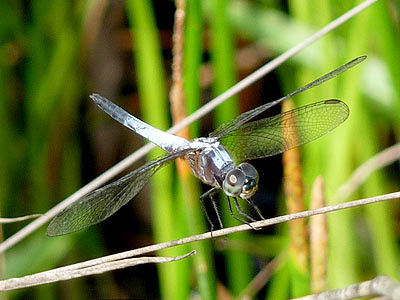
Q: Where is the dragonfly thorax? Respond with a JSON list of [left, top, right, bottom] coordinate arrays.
[[185, 138, 259, 199], [185, 137, 235, 187]]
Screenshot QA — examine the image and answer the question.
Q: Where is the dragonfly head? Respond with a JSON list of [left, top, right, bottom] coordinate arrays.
[[223, 163, 259, 199]]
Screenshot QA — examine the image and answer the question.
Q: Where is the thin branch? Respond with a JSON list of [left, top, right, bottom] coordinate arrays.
[[0, 250, 196, 291], [333, 143, 400, 202], [47, 191, 397, 276], [0, 214, 42, 224], [1, 191, 398, 292], [0, 0, 380, 254], [291, 275, 400, 300]]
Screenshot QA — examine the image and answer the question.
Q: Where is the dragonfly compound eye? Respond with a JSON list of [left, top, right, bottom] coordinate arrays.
[[223, 169, 245, 197], [238, 163, 258, 181], [241, 179, 258, 199], [237, 163, 258, 199]]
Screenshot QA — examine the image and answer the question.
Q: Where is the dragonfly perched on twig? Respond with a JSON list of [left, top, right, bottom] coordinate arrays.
[[46, 56, 365, 236]]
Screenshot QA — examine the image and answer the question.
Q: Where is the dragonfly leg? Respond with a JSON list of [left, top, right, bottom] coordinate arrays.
[[200, 187, 221, 237], [233, 197, 256, 222], [210, 193, 224, 230], [226, 195, 256, 230], [243, 198, 265, 220]]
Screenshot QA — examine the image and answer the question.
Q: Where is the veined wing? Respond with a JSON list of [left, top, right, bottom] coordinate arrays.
[[46, 151, 187, 236], [210, 56, 365, 138], [218, 100, 349, 163]]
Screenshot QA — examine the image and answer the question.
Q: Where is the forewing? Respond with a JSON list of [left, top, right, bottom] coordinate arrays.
[[210, 56, 364, 138], [46, 152, 185, 236], [219, 100, 349, 163]]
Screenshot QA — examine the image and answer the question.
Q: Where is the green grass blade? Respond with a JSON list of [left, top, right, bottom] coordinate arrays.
[[183, 1, 217, 298], [125, 1, 189, 299], [205, 0, 253, 295]]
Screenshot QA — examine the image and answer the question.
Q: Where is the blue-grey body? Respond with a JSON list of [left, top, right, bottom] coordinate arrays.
[[185, 137, 235, 187], [99, 94, 236, 187]]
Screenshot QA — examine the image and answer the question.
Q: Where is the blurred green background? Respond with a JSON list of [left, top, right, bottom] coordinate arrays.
[[0, 0, 399, 299]]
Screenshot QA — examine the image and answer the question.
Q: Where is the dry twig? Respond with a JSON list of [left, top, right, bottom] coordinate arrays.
[[291, 275, 400, 300], [1, 191, 398, 291], [0, 250, 196, 291], [0, 214, 42, 224]]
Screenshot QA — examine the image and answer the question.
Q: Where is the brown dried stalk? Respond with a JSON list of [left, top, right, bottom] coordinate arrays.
[[282, 99, 309, 273], [310, 176, 327, 293]]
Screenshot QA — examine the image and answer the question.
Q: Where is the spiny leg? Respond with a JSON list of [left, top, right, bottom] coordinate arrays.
[[243, 197, 265, 220], [226, 195, 256, 230], [200, 188, 218, 235], [232, 197, 256, 222], [232, 197, 261, 231], [209, 192, 224, 230]]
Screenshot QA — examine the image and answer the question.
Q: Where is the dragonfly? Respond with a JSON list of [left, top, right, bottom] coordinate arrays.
[[46, 56, 365, 236]]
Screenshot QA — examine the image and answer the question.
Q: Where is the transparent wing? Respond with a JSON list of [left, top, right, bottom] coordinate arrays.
[[210, 56, 364, 138], [218, 100, 349, 163], [46, 151, 186, 236]]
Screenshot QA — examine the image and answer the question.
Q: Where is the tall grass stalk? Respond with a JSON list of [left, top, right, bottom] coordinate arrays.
[[126, 1, 188, 299], [181, 0, 217, 298], [22, 1, 80, 298], [207, 0, 254, 295]]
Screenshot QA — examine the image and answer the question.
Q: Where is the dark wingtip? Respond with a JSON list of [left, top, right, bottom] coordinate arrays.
[[324, 99, 350, 122], [358, 55, 367, 61], [350, 55, 367, 66], [324, 99, 341, 104]]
